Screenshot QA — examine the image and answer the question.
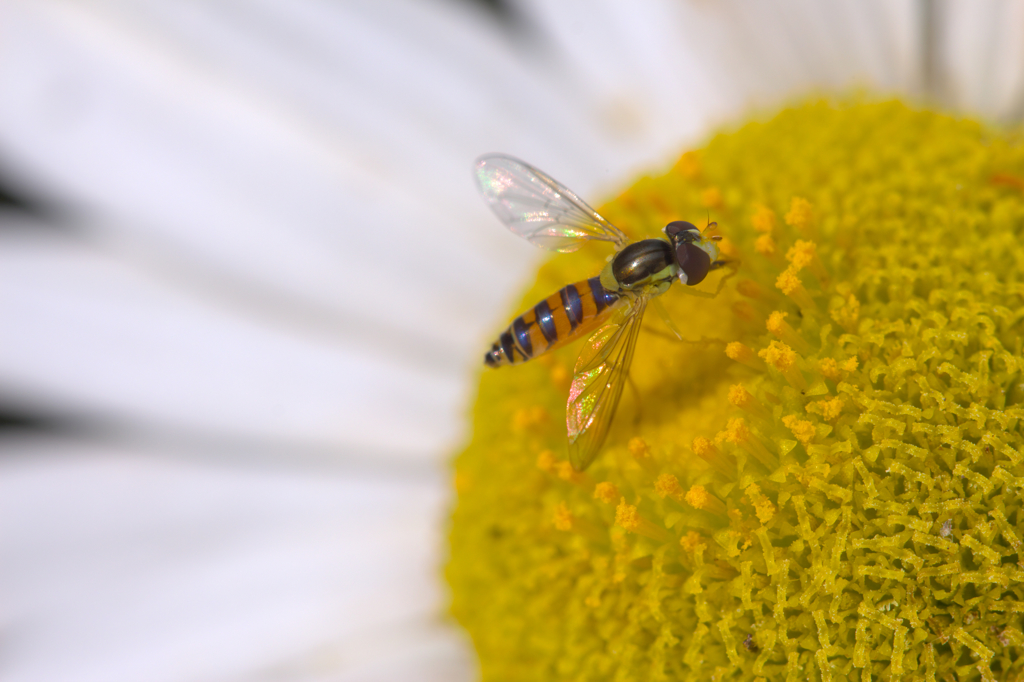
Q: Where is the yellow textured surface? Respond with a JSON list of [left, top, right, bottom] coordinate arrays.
[[447, 101, 1024, 681]]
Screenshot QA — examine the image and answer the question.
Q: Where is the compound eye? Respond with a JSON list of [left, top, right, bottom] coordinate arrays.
[[676, 242, 711, 285], [664, 220, 698, 239]]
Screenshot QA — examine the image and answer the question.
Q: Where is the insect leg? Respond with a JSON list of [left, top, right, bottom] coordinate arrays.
[[680, 259, 739, 299], [626, 373, 644, 428], [650, 296, 684, 340]]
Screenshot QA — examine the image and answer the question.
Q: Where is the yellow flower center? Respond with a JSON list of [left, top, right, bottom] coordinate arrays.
[[447, 101, 1024, 681]]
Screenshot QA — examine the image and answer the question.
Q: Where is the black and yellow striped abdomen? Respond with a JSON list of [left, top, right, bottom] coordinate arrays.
[[485, 276, 621, 368]]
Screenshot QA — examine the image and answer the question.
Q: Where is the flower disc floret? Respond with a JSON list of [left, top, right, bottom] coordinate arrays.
[[448, 101, 1024, 681]]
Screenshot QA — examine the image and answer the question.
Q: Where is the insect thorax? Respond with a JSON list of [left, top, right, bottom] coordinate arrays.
[[605, 239, 677, 292]]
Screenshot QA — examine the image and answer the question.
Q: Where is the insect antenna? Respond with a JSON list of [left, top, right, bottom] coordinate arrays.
[[705, 212, 723, 241]]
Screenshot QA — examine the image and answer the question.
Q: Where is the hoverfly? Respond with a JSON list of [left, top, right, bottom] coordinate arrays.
[[476, 154, 728, 471]]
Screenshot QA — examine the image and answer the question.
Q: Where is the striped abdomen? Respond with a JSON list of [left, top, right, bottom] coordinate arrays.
[[485, 276, 621, 367]]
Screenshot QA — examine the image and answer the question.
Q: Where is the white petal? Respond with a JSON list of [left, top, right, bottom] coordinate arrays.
[[0, 437, 472, 682], [515, 0, 730, 170], [944, 0, 1024, 119], [0, 225, 464, 463], [0, 1, 535, 332]]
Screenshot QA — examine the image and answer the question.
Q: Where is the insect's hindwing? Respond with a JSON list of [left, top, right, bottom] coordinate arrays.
[[566, 293, 649, 471]]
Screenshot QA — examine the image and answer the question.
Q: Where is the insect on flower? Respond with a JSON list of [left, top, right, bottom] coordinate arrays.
[[476, 154, 729, 470]]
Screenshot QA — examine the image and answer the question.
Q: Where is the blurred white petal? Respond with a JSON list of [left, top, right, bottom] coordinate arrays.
[[0, 221, 460, 462], [0, 436, 472, 682], [944, 0, 1024, 118], [0, 0, 533, 360]]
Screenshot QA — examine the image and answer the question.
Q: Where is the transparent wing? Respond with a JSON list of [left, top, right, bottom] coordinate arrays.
[[475, 154, 628, 252], [566, 293, 648, 471]]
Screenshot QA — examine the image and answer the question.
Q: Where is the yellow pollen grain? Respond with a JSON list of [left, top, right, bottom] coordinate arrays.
[[786, 240, 815, 269], [593, 481, 619, 504], [628, 436, 650, 460], [536, 450, 557, 473], [842, 357, 858, 372], [785, 196, 814, 232], [722, 417, 751, 445], [694, 488, 727, 515], [729, 384, 753, 408], [615, 497, 641, 531], [787, 239, 829, 284], [819, 357, 841, 382], [831, 292, 860, 330], [654, 473, 682, 499], [775, 267, 817, 311], [751, 204, 776, 234], [726, 341, 764, 370], [782, 415, 816, 446], [761, 339, 807, 390], [775, 267, 800, 295], [692, 436, 736, 477], [726, 341, 751, 361], [556, 461, 581, 482], [701, 186, 723, 209], [766, 311, 788, 335], [692, 436, 714, 458], [775, 269, 800, 297], [759, 341, 796, 372], [755, 234, 777, 256], [553, 502, 573, 531], [730, 383, 770, 421], [681, 530, 707, 553], [808, 396, 844, 421], [685, 485, 710, 509], [768, 311, 810, 354], [720, 417, 777, 468]]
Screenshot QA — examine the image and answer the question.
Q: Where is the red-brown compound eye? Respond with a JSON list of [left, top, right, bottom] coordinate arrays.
[[664, 220, 698, 238], [676, 242, 711, 285]]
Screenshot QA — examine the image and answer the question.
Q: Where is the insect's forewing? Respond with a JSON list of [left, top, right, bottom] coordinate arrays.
[[566, 294, 648, 470], [475, 154, 628, 252]]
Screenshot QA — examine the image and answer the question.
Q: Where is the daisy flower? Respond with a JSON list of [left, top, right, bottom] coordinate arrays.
[[0, 1, 1021, 681]]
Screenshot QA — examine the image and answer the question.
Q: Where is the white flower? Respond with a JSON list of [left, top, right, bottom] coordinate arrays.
[[0, 1, 1018, 680]]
